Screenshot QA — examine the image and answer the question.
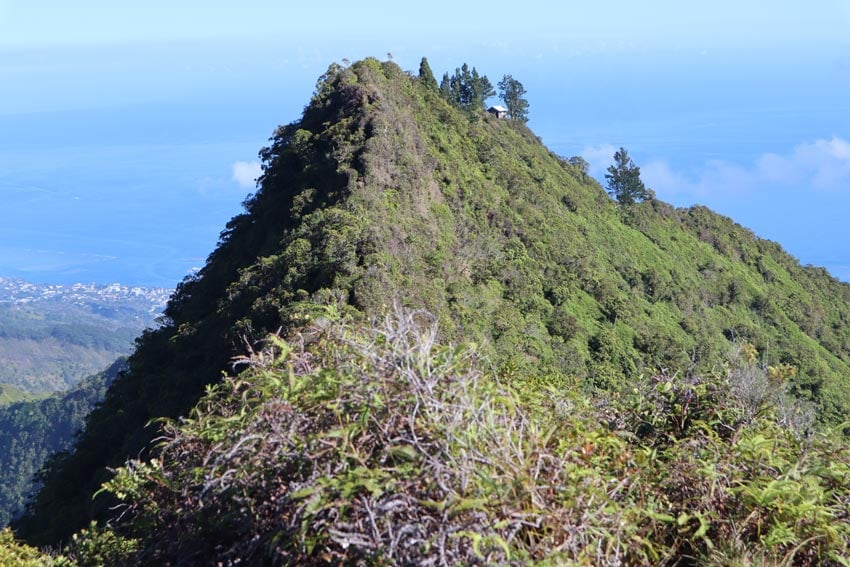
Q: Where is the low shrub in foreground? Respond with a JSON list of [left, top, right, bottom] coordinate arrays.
[[70, 309, 850, 565]]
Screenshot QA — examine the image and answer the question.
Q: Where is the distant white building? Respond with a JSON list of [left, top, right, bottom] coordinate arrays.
[[487, 105, 508, 119]]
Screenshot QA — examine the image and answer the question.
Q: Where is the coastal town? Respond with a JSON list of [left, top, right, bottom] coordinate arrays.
[[0, 277, 172, 314]]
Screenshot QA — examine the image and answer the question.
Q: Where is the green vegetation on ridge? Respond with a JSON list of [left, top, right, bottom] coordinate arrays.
[[14, 58, 850, 555], [7, 310, 850, 565]]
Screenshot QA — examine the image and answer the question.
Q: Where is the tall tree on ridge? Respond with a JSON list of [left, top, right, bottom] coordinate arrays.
[[418, 57, 438, 91], [605, 147, 650, 205], [439, 72, 452, 101], [497, 74, 529, 122], [440, 63, 494, 111]]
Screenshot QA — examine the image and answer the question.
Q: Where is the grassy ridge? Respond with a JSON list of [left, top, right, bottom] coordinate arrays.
[[16, 58, 850, 549]]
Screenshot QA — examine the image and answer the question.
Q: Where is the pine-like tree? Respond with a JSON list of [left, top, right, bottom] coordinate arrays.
[[605, 147, 650, 205], [470, 67, 495, 110], [439, 72, 452, 101], [418, 57, 438, 91], [440, 64, 494, 111], [497, 75, 529, 122]]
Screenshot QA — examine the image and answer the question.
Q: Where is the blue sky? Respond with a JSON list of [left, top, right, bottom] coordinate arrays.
[[1, 1, 849, 286]]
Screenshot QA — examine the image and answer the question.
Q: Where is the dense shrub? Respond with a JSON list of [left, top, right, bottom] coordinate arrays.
[[75, 310, 850, 566], [0, 528, 56, 566]]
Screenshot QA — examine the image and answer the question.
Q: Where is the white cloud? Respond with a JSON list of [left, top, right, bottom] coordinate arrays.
[[588, 137, 850, 201], [232, 161, 262, 189], [646, 159, 756, 198], [756, 137, 850, 190], [578, 144, 617, 178], [640, 159, 694, 196]]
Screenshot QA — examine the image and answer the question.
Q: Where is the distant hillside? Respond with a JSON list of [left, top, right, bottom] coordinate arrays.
[[0, 384, 48, 407], [0, 278, 169, 392], [16, 58, 850, 554], [0, 359, 124, 527]]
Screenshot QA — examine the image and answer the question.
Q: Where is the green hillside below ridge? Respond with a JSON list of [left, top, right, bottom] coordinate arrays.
[[0, 295, 163, 393], [0, 359, 125, 527], [14, 57, 850, 548], [0, 384, 48, 407]]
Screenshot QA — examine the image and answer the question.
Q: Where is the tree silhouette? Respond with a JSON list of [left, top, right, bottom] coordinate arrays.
[[418, 57, 438, 91], [497, 75, 529, 122], [440, 64, 494, 111], [605, 147, 649, 205]]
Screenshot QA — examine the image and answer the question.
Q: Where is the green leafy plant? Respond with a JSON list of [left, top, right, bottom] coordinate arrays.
[[75, 310, 850, 565], [19, 57, 850, 552]]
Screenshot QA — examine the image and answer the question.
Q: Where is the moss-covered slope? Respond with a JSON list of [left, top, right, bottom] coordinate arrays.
[[16, 58, 850, 545]]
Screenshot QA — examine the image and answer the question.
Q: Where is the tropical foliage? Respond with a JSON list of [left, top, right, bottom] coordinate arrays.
[[0, 528, 56, 566], [54, 310, 850, 565], [15, 58, 850, 560]]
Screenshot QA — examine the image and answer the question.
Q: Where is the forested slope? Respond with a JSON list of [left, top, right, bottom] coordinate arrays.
[[0, 281, 166, 392], [0, 360, 124, 526], [16, 58, 850, 550]]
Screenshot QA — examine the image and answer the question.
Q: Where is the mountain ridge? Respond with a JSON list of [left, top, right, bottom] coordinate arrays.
[[14, 57, 850, 550]]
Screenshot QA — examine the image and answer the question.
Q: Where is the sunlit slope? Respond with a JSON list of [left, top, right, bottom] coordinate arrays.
[[18, 58, 850, 546]]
